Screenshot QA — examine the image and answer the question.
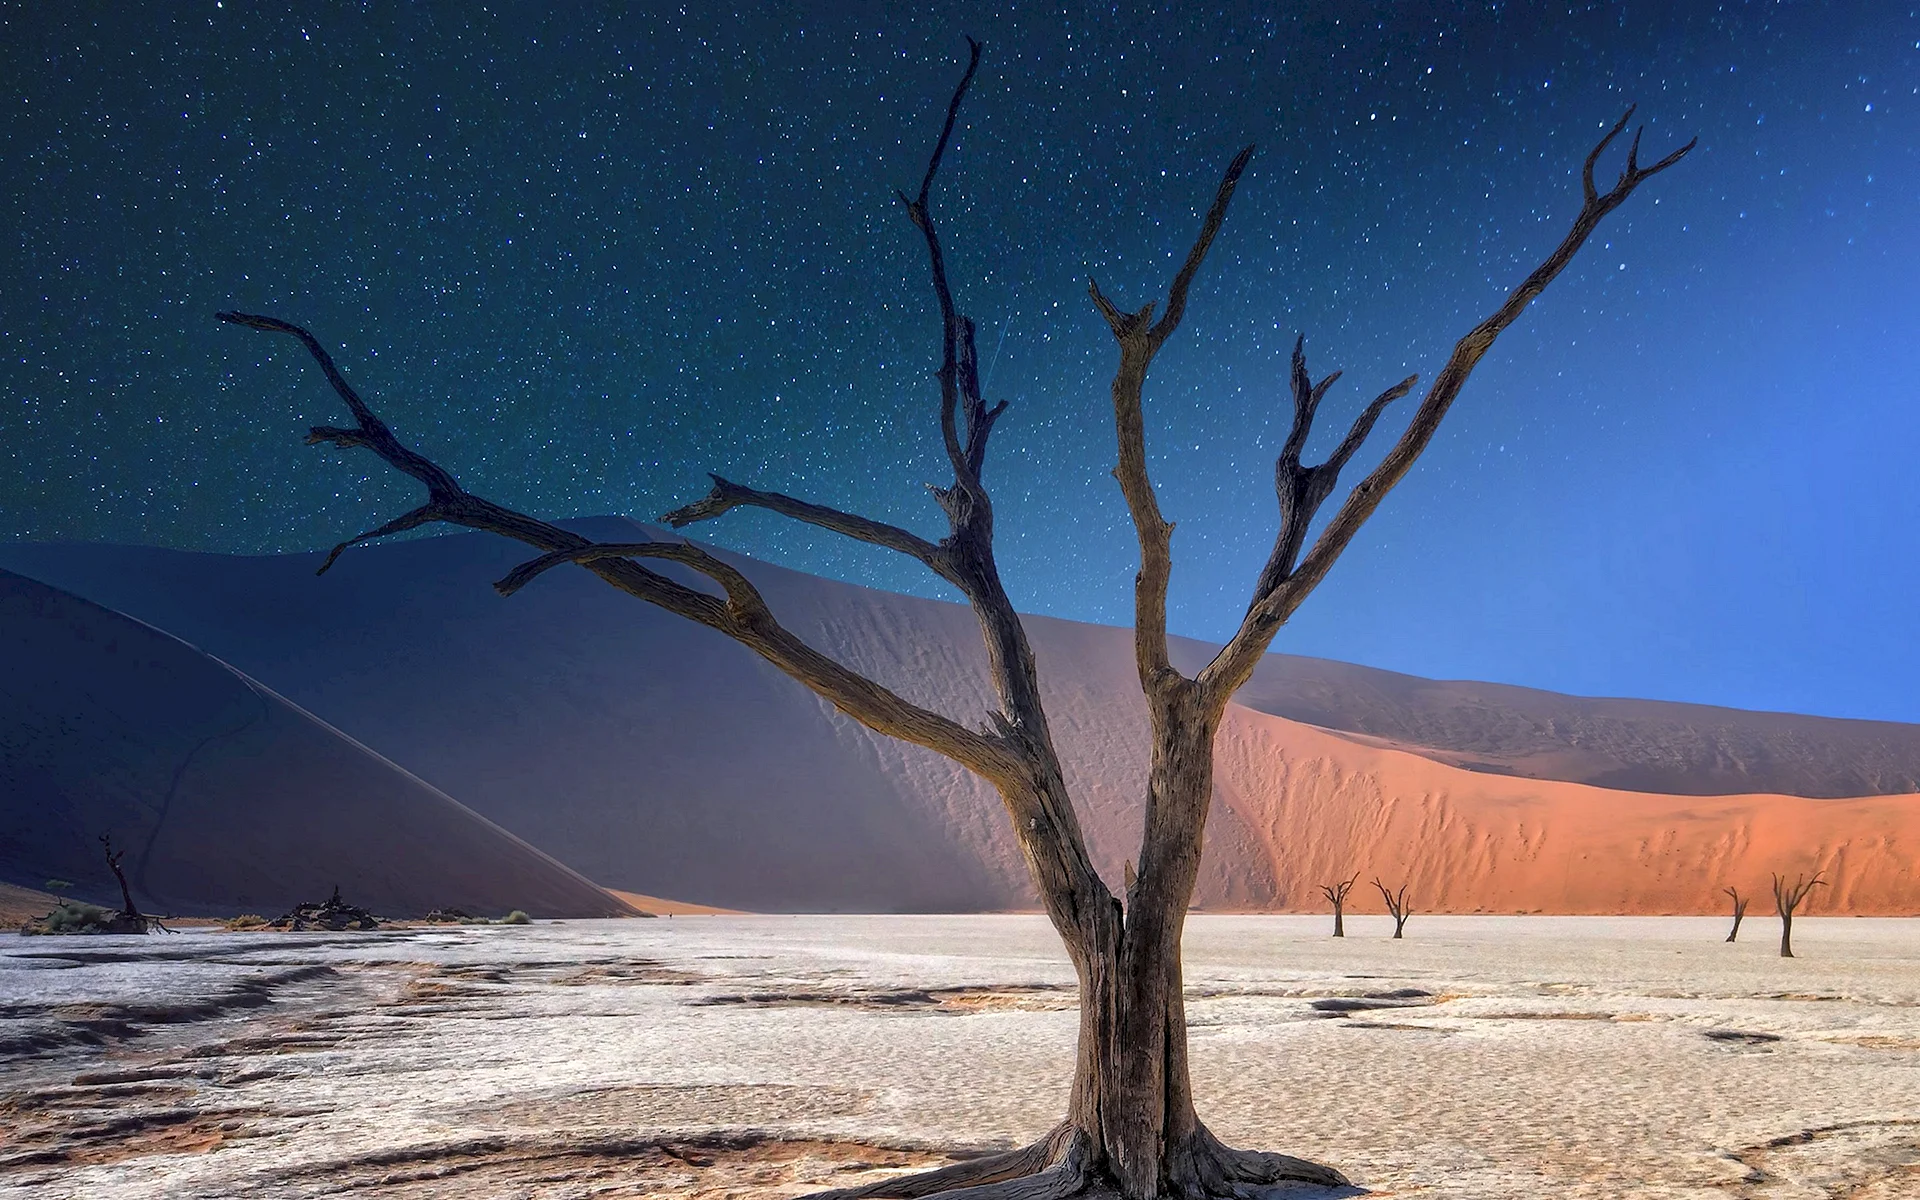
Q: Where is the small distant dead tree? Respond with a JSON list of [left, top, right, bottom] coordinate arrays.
[[220, 39, 1690, 1200], [100, 834, 141, 921], [1320, 874, 1358, 937], [1373, 877, 1412, 938], [1772, 871, 1825, 958], [73, 834, 163, 934], [1723, 886, 1749, 943]]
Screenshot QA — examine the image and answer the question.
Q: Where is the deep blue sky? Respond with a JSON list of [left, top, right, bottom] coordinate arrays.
[[3, 3, 1917, 722]]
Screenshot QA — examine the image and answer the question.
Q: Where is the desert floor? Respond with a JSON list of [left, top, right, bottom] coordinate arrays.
[[2, 914, 1917, 1198]]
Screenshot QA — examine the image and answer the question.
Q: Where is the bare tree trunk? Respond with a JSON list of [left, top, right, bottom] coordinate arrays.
[[1772, 872, 1825, 959], [100, 835, 140, 919], [1320, 875, 1357, 938], [1723, 886, 1748, 943], [1374, 878, 1411, 939], [1035, 692, 1342, 1198]]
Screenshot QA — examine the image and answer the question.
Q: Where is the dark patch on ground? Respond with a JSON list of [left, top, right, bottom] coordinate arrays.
[[1704, 1028, 1784, 1045], [688, 982, 1076, 1014], [1309, 989, 1440, 1017]]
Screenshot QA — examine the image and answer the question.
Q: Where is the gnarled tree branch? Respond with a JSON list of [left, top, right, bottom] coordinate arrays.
[[1091, 145, 1254, 694], [898, 37, 994, 499], [875, 42, 1109, 929], [1197, 111, 1695, 709], [217, 312, 1026, 789], [225, 44, 1116, 953], [662, 474, 962, 589], [1243, 336, 1417, 604]]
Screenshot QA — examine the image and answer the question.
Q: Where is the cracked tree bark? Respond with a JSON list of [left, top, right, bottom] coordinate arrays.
[[219, 40, 1690, 1200]]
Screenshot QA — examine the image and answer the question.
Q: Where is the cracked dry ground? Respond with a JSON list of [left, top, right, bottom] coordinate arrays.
[[2, 915, 1918, 1198]]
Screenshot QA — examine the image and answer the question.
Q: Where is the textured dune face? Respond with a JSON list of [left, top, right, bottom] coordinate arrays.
[[2, 523, 1916, 915], [1205, 707, 1920, 915], [1207, 650, 1920, 799], [0, 570, 631, 918]]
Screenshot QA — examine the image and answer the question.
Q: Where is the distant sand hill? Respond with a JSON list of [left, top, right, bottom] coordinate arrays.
[[0, 569, 633, 919], [3, 519, 1916, 915]]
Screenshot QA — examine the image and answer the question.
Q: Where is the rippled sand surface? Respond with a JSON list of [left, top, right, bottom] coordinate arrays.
[[3, 915, 1917, 1198]]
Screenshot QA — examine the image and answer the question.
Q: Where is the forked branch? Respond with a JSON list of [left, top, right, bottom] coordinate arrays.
[[1320, 873, 1358, 938], [1198, 111, 1695, 708], [1771, 870, 1825, 958], [662, 37, 1005, 587], [1090, 145, 1255, 691], [1373, 876, 1412, 939], [1723, 885, 1750, 943], [663, 474, 962, 589], [1246, 337, 1417, 602], [896, 37, 1003, 503]]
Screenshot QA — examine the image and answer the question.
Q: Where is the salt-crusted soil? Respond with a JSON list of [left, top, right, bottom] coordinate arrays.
[[3, 915, 1917, 1198]]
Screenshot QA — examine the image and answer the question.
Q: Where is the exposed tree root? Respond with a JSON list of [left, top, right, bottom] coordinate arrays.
[[806, 1124, 1080, 1199], [802, 1123, 1350, 1200]]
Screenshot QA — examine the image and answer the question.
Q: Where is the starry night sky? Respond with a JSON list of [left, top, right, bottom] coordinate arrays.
[[3, 3, 1917, 722]]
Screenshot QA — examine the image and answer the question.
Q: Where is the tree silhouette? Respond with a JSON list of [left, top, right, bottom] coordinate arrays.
[[220, 40, 1690, 1200], [1373, 877, 1413, 939], [1723, 885, 1749, 943], [1772, 872, 1825, 959], [100, 834, 140, 920], [1320, 874, 1359, 938]]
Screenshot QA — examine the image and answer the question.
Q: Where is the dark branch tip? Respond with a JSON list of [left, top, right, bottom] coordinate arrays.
[[216, 309, 292, 333], [316, 543, 349, 575]]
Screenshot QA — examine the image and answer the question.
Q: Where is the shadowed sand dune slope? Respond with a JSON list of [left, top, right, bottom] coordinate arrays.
[[0, 569, 632, 918], [2, 522, 1916, 914]]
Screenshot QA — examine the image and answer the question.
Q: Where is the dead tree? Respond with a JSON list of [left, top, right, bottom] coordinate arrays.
[[1373, 877, 1412, 939], [219, 40, 1689, 1200], [1320, 874, 1359, 937], [100, 834, 140, 920], [1723, 885, 1749, 943], [1772, 871, 1825, 959]]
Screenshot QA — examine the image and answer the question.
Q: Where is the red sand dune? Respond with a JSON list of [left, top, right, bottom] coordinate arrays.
[[0, 569, 633, 919], [2, 522, 1915, 915], [1201, 705, 1920, 915], [608, 889, 743, 916]]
